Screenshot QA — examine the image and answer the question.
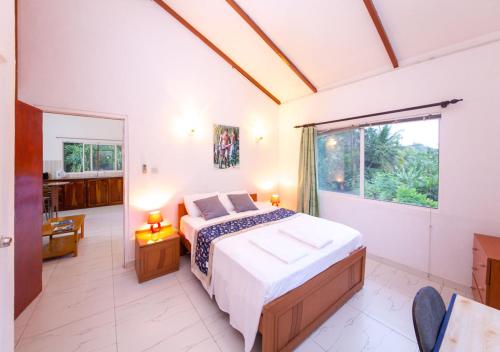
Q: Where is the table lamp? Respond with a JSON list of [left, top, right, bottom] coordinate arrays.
[[271, 194, 280, 207], [147, 210, 163, 233]]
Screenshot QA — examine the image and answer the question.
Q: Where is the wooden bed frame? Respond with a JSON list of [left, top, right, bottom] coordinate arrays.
[[178, 194, 366, 352]]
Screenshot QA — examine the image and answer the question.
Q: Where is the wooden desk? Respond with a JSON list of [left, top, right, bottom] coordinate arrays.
[[436, 294, 500, 351], [42, 215, 85, 259]]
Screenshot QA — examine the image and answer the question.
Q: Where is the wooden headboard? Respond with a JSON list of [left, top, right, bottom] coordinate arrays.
[[177, 193, 257, 231]]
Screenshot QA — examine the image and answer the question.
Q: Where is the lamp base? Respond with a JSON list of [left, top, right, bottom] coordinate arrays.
[[150, 223, 161, 233]]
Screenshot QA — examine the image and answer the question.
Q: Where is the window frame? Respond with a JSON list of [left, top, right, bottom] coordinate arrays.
[[62, 140, 123, 174], [316, 116, 440, 209]]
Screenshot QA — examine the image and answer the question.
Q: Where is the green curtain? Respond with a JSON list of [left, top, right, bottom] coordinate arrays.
[[297, 127, 319, 216]]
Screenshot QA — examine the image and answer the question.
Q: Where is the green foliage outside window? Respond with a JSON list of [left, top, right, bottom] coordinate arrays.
[[63, 142, 123, 173], [364, 125, 438, 208], [317, 120, 439, 208], [117, 145, 122, 171], [63, 143, 83, 172]]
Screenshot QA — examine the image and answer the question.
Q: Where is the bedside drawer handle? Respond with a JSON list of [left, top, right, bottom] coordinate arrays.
[[472, 266, 478, 271], [479, 264, 486, 268], [472, 247, 478, 251]]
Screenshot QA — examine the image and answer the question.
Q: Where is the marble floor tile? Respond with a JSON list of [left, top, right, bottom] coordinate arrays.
[[16, 310, 116, 352], [387, 270, 442, 299], [294, 338, 324, 352], [179, 279, 221, 319], [314, 305, 409, 352], [365, 257, 380, 277], [115, 282, 212, 352], [175, 255, 196, 283], [360, 285, 416, 341], [23, 278, 114, 338], [113, 269, 178, 307], [370, 263, 399, 287]]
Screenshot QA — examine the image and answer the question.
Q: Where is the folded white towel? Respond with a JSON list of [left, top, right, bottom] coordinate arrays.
[[279, 227, 333, 249], [250, 234, 308, 264]]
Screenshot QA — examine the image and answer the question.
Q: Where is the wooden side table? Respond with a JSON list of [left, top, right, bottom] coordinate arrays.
[[42, 214, 85, 259], [135, 225, 180, 283]]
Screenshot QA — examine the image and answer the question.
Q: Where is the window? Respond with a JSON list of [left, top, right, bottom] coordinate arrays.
[[317, 117, 439, 208], [63, 142, 123, 173], [317, 129, 360, 195]]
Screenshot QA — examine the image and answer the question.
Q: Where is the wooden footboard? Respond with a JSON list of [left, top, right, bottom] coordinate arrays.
[[259, 246, 366, 352]]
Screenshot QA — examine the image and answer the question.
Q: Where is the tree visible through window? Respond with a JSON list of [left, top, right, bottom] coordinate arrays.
[[63, 143, 84, 172], [63, 142, 123, 173], [317, 118, 439, 208]]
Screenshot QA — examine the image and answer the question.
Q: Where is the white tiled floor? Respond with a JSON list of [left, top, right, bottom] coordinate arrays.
[[15, 206, 471, 352]]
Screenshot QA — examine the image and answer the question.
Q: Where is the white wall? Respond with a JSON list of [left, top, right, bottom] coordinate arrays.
[[43, 113, 124, 175], [0, 0, 15, 349], [278, 41, 500, 286], [18, 0, 279, 263]]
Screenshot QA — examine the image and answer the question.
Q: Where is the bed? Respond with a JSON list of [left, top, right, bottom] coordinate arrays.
[[178, 194, 366, 352]]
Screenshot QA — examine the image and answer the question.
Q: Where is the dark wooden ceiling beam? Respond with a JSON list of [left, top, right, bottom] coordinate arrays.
[[225, 0, 317, 93], [363, 0, 399, 68], [152, 0, 281, 104]]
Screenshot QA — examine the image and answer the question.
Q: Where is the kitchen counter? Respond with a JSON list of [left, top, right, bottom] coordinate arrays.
[[45, 174, 123, 182]]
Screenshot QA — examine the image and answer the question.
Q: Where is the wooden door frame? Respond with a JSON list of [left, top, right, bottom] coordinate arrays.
[[37, 106, 129, 269]]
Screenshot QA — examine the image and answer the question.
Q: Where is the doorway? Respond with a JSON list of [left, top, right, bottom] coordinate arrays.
[[14, 108, 128, 348]]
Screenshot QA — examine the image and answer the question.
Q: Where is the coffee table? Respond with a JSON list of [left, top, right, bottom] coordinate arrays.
[[42, 214, 85, 259]]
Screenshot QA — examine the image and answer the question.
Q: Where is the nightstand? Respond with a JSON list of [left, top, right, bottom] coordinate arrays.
[[135, 225, 180, 283]]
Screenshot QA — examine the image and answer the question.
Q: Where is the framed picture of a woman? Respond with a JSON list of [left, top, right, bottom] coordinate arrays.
[[213, 124, 239, 169]]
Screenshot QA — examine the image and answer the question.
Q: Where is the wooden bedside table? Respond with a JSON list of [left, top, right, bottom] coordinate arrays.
[[135, 225, 180, 283]]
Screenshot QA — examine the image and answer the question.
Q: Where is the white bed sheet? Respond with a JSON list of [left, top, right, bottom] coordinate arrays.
[[182, 207, 363, 352]]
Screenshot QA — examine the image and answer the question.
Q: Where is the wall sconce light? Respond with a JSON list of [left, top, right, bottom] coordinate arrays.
[[252, 123, 266, 143]]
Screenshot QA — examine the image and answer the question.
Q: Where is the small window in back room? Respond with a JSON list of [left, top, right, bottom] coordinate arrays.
[[364, 119, 439, 208], [63, 142, 123, 173], [317, 128, 360, 195]]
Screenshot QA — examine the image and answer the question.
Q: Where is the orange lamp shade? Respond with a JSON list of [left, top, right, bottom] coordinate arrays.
[[147, 211, 163, 233], [271, 194, 280, 206]]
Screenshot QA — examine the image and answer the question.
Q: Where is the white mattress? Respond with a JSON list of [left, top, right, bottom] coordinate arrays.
[[181, 206, 363, 352]]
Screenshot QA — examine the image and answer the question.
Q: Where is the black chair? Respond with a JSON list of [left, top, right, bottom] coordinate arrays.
[[412, 286, 446, 352]]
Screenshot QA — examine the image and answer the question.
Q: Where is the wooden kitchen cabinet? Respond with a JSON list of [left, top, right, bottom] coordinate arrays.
[[47, 177, 123, 210], [87, 179, 109, 207], [108, 177, 123, 205], [63, 180, 86, 210]]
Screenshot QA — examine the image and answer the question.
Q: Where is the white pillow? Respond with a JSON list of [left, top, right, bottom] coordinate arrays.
[[184, 192, 218, 217], [220, 190, 248, 211]]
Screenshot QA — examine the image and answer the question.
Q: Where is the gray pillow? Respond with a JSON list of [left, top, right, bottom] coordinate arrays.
[[227, 194, 258, 213], [193, 196, 229, 220]]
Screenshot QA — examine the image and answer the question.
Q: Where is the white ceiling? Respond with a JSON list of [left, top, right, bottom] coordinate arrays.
[[162, 0, 500, 103]]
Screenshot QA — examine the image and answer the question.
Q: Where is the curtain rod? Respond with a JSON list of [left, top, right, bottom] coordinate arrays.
[[293, 99, 463, 128], [317, 113, 441, 134]]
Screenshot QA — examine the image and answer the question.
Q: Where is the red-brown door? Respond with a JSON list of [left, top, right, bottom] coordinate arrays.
[[14, 100, 43, 318]]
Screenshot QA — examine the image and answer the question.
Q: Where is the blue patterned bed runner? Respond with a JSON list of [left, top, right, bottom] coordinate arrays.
[[193, 208, 296, 280]]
